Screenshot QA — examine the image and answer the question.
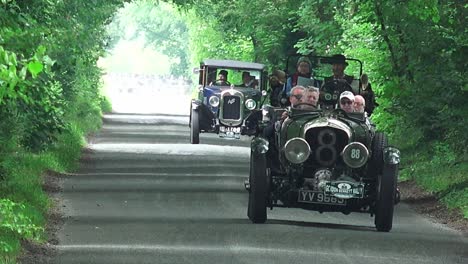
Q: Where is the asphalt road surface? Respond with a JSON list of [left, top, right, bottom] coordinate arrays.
[[51, 113, 467, 264]]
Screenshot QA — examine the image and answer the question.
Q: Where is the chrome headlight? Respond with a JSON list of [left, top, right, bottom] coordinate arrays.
[[261, 105, 272, 122], [252, 137, 269, 154], [209, 96, 220, 107], [284, 138, 311, 164], [342, 142, 369, 168], [245, 99, 256, 110], [384, 147, 400, 165]]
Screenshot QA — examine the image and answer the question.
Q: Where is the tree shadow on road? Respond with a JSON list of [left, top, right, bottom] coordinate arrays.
[[265, 219, 375, 232]]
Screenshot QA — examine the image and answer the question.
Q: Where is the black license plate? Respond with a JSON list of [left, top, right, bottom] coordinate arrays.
[[298, 190, 346, 205]]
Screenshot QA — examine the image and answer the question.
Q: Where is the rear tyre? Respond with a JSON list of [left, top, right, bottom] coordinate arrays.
[[190, 108, 200, 144], [247, 150, 267, 223]]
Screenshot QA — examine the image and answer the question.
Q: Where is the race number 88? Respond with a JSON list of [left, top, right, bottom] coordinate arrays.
[[351, 149, 361, 159]]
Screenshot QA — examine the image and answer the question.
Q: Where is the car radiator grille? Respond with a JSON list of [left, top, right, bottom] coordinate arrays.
[[305, 127, 349, 167], [222, 95, 241, 120]]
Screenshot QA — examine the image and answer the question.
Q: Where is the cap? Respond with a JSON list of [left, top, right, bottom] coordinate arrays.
[[297, 56, 311, 67], [219, 70, 228, 76], [340, 91, 355, 101]]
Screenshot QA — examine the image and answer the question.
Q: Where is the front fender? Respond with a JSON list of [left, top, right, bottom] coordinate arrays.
[[191, 99, 203, 110], [251, 137, 269, 154], [191, 100, 216, 132], [383, 147, 401, 165]]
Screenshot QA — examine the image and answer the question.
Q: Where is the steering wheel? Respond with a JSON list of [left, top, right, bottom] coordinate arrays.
[[332, 107, 348, 116], [293, 102, 318, 110], [215, 79, 231, 85]]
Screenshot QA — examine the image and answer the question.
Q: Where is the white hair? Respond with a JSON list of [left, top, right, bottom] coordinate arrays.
[[306, 86, 319, 93], [354, 95, 366, 106]]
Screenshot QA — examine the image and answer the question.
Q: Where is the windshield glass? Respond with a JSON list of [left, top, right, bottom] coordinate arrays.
[[206, 68, 262, 89]]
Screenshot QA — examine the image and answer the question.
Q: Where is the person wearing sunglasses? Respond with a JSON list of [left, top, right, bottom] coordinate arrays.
[[289, 85, 306, 107], [339, 91, 355, 113]]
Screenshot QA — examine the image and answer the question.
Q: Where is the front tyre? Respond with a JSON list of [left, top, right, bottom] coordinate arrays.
[[190, 108, 200, 144], [375, 163, 397, 232], [247, 150, 267, 223]]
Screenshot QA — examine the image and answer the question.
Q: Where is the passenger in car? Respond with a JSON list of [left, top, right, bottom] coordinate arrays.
[[283, 57, 321, 97], [268, 69, 286, 107], [339, 91, 355, 113], [354, 95, 366, 113], [239, 71, 255, 88], [284, 57, 311, 96], [359, 73, 378, 116], [297, 87, 319, 110]]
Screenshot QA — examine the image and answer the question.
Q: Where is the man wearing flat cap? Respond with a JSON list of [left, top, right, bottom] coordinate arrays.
[[324, 54, 354, 85]]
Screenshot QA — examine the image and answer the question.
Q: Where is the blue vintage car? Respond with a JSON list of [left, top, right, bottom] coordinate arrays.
[[189, 59, 268, 144]]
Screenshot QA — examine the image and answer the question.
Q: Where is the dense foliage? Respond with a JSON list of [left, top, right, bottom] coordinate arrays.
[[0, 0, 123, 260]]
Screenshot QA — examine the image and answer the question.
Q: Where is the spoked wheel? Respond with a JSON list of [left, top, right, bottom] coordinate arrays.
[[375, 163, 397, 232], [247, 149, 268, 223], [190, 107, 200, 144]]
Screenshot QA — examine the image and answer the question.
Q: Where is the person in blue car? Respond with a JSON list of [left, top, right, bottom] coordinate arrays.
[[213, 70, 231, 86]]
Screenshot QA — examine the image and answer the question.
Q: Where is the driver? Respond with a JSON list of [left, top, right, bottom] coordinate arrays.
[[214, 70, 230, 86]]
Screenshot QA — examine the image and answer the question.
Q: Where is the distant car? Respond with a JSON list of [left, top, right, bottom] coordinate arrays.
[[246, 55, 401, 232], [189, 59, 268, 144]]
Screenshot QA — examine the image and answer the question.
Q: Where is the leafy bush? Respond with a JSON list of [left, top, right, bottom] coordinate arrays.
[[0, 199, 44, 254], [0, 0, 124, 261]]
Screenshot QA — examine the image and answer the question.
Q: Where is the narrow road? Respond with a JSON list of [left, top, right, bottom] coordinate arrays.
[[51, 113, 467, 264]]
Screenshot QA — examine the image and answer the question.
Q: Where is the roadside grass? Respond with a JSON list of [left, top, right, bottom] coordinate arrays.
[[400, 145, 468, 218], [100, 95, 113, 114], [0, 111, 104, 263]]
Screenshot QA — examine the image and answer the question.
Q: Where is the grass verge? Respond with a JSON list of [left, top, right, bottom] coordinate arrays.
[[400, 144, 468, 218], [0, 113, 103, 263]]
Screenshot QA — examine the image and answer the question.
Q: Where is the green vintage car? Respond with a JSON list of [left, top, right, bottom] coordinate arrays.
[[246, 84, 401, 232]]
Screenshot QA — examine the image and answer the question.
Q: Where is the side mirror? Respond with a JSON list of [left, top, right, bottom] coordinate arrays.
[[192, 67, 200, 74]]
